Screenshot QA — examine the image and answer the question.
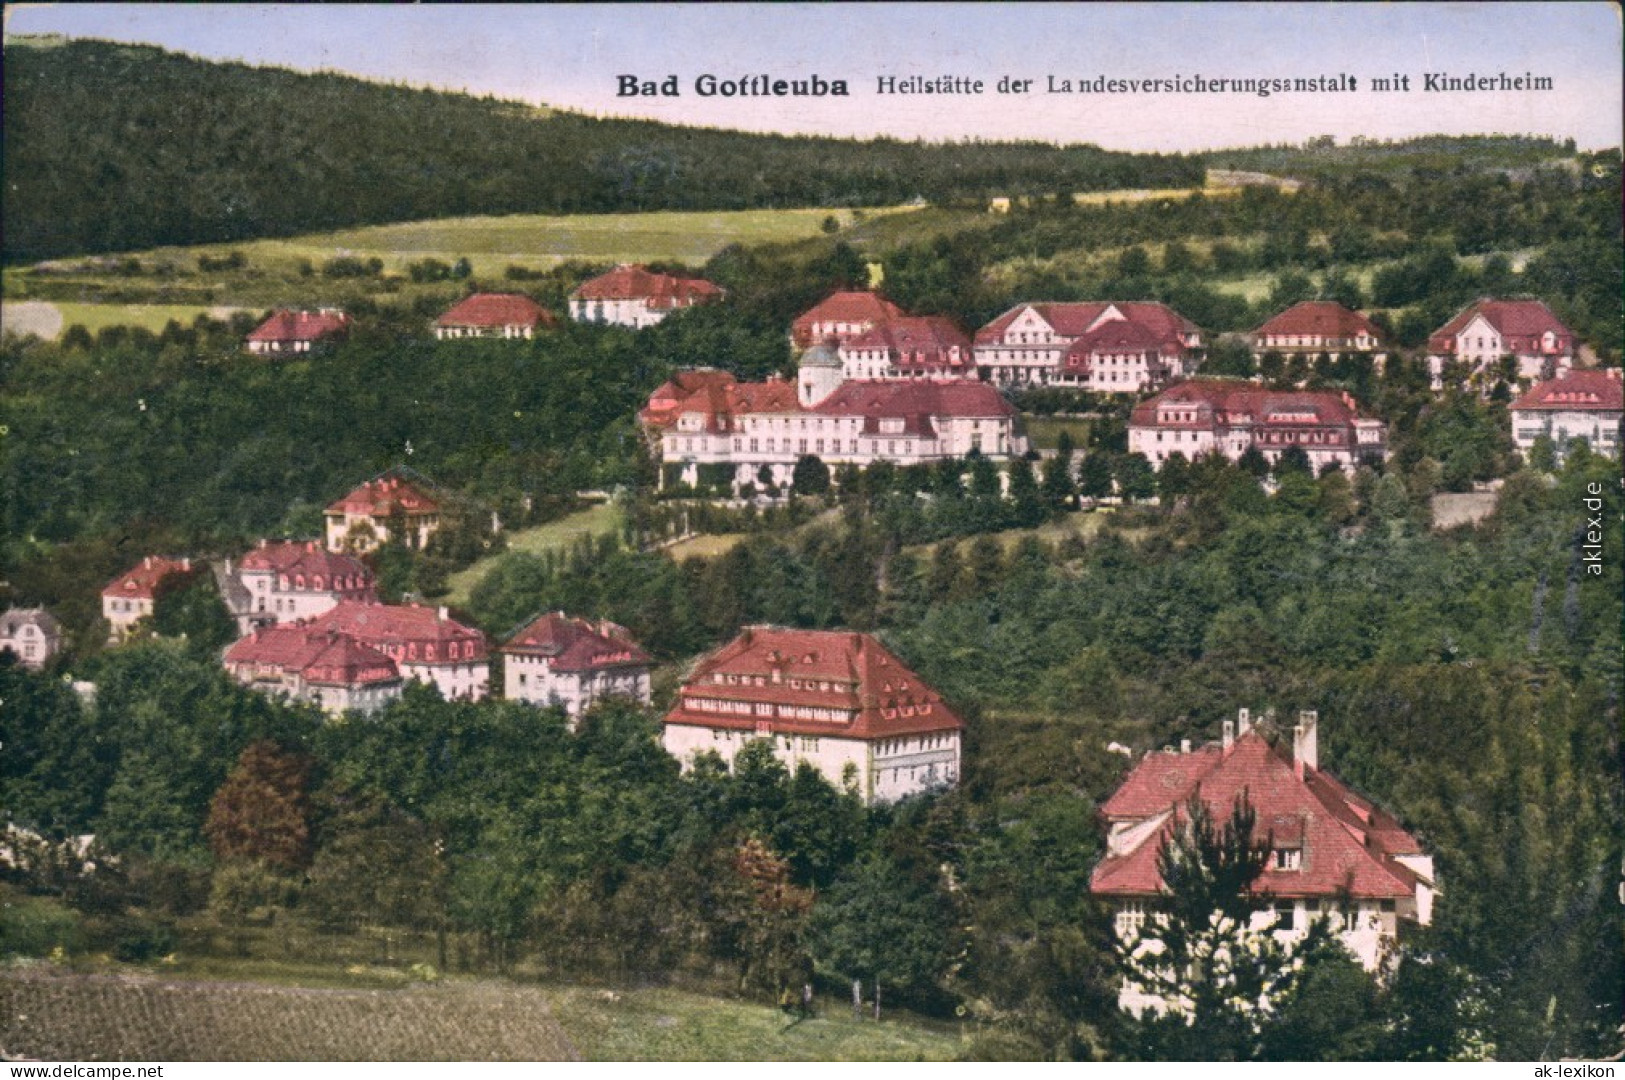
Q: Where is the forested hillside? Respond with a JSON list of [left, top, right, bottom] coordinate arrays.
[[1, 37, 1200, 262]]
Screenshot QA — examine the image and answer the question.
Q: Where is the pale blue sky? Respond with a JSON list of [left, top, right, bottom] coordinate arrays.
[[5, 3, 1620, 150]]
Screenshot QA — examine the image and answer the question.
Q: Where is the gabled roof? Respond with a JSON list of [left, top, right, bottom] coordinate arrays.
[[102, 556, 194, 600], [976, 301, 1198, 348], [1509, 368, 1624, 413], [307, 601, 488, 662], [1253, 301, 1384, 342], [812, 381, 1016, 433], [842, 316, 973, 370], [664, 626, 964, 740], [238, 541, 374, 587], [639, 369, 739, 428], [1129, 379, 1363, 430], [791, 292, 906, 347], [246, 309, 351, 344], [571, 264, 724, 308], [436, 293, 556, 329], [325, 472, 441, 517], [1427, 298, 1573, 354], [1092, 731, 1425, 901], [499, 612, 651, 672], [0, 608, 60, 637], [224, 625, 400, 687]]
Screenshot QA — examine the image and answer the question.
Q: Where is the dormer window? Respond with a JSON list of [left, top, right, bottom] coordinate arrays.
[[1273, 847, 1302, 871]]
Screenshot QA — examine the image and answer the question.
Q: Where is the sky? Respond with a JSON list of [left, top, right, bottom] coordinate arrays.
[[5, 2, 1621, 152]]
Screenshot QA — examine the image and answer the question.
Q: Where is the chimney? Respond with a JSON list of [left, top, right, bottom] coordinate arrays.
[[1180, 738, 1192, 754], [1237, 707, 1252, 737], [1222, 720, 1235, 750], [182, 557, 191, 571], [1293, 710, 1319, 779], [438, 606, 448, 621], [259, 538, 269, 549]]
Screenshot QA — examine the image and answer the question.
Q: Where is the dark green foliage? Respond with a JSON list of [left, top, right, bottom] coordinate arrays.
[[3, 38, 1199, 262], [808, 851, 956, 1001], [150, 570, 236, 654], [791, 455, 831, 496]]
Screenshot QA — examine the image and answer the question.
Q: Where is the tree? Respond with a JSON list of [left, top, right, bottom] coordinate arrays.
[[1008, 457, 1045, 527], [1274, 446, 1312, 478], [204, 740, 314, 871], [792, 454, 831, 496], [1237, 447, 1270, 479], [1525, 434, 1557, 473], [1119, 794, 1344, 1061], [1042, 430, 1076, 510], [808, 851, 955, 1011], [1114, 453, 1156, 503], [1158, 452, 1192, 502], [1078, 453, 1114, 500]]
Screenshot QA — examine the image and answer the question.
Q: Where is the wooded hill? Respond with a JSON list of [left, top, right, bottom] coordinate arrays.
[[1, 36, 1202, 262]]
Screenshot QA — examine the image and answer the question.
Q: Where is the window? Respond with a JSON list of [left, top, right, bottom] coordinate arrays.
[[1273, 901, 1298, 930], [1115, 901, 1147, 935], [1273, 847, 1302, 871]]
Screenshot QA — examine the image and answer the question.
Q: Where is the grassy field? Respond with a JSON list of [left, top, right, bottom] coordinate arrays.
[[0, 967, 959, 1062], [663, 533, 749, 561], [1, 300, 248, 341], [146, 207, 899, 279], [443, 503, 625, 606], [1023, 416, 1093, 451], [905, 509, 1117, 557]]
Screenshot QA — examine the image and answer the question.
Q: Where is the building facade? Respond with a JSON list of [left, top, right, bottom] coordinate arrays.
[[221, 540, 376, 635], [499, 612, 652, 720], [1426, 298, 1576, 390], [434, 293, 557, 339], [974, 301, 1202, 389], [0, 608, 62, 671], [1092, 709, 1436, 1013], [223, 625, 402, 716], [836, 316, 976, 381], [1251, 301, 1387, 361], [662, 626, 963, 805], [101, 556, 196, 643], [568, 264, 723, 328], [245, 309, 351, 354], [1509, 368, 1623, 461], [324, 472, 443, 553], [307, 601, 490, 701], [646, 356, 1025, 492], [1128, 380, 1386, 472]]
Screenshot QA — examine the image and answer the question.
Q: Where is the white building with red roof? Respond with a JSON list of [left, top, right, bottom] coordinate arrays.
[[1, 608, 62, 671], [568, 264, 723, 328], [790, 291, 906, 349], [306, 601, 489, 701], [837, 315, 976, 381], [1251, 301, 1387, 361], [223, 624, 402, 716], [101, 556, 196, 643], [499, 612, 652, 720], [646, 354, 1024, 492], [1093, 709, 1435, 1010], [324, 471, 443, 553], [1426, 298, 1576, 389], [1509, 368, 1623, 461], [245, 309, 351, 355], [222, 540, 376, 634], [974, 301, 1202, 390], [434, 293, 557, 340], [1128, 379, 1386, 472], [664, 627, 962, 805]]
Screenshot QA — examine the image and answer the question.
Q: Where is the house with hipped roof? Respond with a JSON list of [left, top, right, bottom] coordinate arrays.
[[499, 612, 652, 721], [434, 293, 557, 340], [307, 601, 489, 701], [223, 624, 402, 716], [1509, 368, 1623, 461], [1128, 379, 1386, 472], [101, 556, 197, 643], [1426, 298, 1575, 390], [569, 264, 723, 328], [1250, 301, 1388, 363], [324, 470, 443, 553], [218, 540, 376, 635], [245, 309, 351, 355], [790, 291, 905, 349], [662, 627, 963, 805], [974, 301, 1202, 390], [1092, 708, 1436, 1013]]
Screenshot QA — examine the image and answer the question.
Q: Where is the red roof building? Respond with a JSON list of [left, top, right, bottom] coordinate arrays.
[[568, 265, 724, 328], [499, 612, 652, 721], [1509, 367, 1623, 461], [1426, 298, 1576, 389], [435, 293, 557, 340], [324, 472, 443, 553], [1128, 379, 1386, 472], [307, 600, 489, 701], [646, 367, 1023, 492], [223, 624, 402, 716], [663, 627, 963, 804], [245, 309, 351, 355], [837, 316, 976, 381], [1093, 709, 1434, 983], [974, 301, 1202, 390], [101, 556, 196, 642], [1251, 301, 1386, 356], [221, 540, 376, 634], [791, 291, 905, 349]]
